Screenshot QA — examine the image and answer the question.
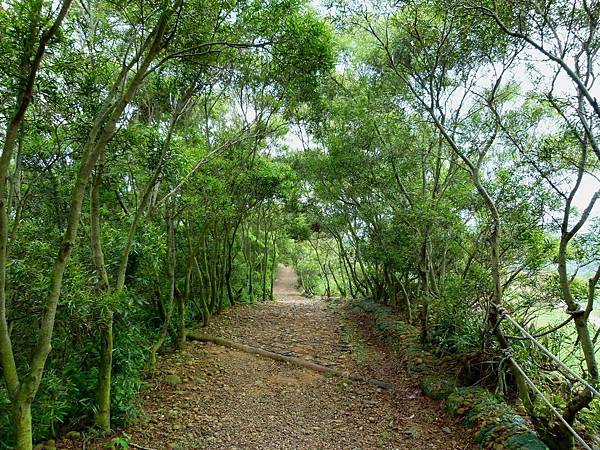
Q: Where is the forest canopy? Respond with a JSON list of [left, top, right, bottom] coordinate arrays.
[[0, 1, 599, 450]]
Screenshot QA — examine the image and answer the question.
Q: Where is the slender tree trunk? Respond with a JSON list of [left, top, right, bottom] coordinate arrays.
[[194, 255, 210, 326], [0, 5, 73, 448], [175, 287, 186, 350], [176, 253, 192, 349], [337, 240, 355, 298], [400, 276, 413, 323], [418, 270, 429, 343], [90, 162, 112, 431], [150, 210, 176, 369], [309, 236, 330, 297], [96, 311, 113, 430], [421, 111, 535, 413], [202, 233, 213, 321], [209, 231, 219, 312], [329, 261, 344, 296], [217, 237, 227, 312], [246, 222, 254, 300], [345, 222, 371, 296], [261, 214, 269, 301], [417, 236, 432, 343], [14, 399, 32, 450], [269, 231, 276, 300], [7, 137, 22, 217], [337, 254, 348, 296], [343, 248, 363, 297], [558, 238, 599, 383], [5, 8, 179, 445], [225, 219, 242, 305]]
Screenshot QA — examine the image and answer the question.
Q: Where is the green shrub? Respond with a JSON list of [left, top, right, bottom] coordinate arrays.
[[430, 276, 483, 355]]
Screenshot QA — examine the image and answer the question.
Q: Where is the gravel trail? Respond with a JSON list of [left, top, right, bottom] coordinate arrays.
[[75, 265, 473, 450]]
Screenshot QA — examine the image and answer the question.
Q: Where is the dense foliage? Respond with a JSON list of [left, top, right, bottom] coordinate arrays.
[[0, 1, 332, 448], [284, 1, 600, 449], [1, 1, 599, 450]]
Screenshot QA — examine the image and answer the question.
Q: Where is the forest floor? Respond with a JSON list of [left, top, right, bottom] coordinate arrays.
[[67, 265, 473, 449]]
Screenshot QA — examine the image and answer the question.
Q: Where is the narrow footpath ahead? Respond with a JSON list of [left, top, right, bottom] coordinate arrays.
[[95, 265, 473, 449]]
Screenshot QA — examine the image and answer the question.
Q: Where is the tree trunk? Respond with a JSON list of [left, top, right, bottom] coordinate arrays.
[[329, 261, 344, 297], [150, 210, 176, 370], [217, 237, 227, 312], [90, 162, 113, 432], [0, 4, 73, 445], [176, 258, 192, 349], [14, 399, 33, 450], [269, 231, 277, 300], [310, 236, 330, 297], [201, 233, 213, 323], [1, 4, 181, 446], [225, 219, 242, 306], [209, 229, 219, 312], [194, 254, 210, 326], [338, 244, 355, 298], [245, 222, 254, 300], [336, 246, 350, 297], [400, 277, 413, 323], [261, 215, 269, 301], [426, 113, 534, 414], [175, 288, 186, 350], [95, 311, 113, 431]]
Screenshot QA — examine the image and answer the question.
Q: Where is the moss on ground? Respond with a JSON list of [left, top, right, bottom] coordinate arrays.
[[350, 299, 549, 450], [420, 374, 458, 400]]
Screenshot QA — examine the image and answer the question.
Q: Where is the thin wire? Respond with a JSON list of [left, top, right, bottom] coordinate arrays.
[[504, 315, 573, 340], [508, 355, 592, 450], [496, 305, 600, 399]]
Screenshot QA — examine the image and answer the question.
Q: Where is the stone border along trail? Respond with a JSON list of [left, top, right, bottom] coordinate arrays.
[[81, 265, 474, 449]]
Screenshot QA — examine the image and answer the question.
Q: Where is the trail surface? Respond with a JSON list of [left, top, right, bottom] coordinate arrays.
[[91, 265, 473, 449]]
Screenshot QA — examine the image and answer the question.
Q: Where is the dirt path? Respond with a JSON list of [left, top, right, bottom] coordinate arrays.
[[91, 265, 473, 449]]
